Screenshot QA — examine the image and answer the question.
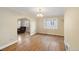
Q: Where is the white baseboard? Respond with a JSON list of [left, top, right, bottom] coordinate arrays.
[[64, 41, 70, 51], [30, 32, 36, 36], [0, 40, 17, 50]]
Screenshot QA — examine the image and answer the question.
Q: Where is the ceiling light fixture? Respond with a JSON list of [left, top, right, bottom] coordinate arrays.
[[36, 8, 44, 18]]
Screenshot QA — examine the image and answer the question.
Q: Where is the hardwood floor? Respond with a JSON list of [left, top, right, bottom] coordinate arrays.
[[2, 33, 64, 51]]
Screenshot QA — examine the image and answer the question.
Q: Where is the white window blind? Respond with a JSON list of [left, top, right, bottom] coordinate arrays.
[[44, 18, 58, 29]]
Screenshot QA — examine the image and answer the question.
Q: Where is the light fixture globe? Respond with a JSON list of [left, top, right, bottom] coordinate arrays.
[[37, 13, 44, 17]]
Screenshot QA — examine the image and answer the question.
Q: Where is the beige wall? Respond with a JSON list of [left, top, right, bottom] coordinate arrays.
[[0, 8, 36, 49], [30, 19, 36, 36], [36, 16, 64, 36], [64, 8, 79, 50]]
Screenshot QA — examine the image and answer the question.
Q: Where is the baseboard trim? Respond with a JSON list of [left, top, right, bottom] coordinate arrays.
[[36, 33, 64, 37], [0, 40, 17, 50], [64, 42, 70, 51]]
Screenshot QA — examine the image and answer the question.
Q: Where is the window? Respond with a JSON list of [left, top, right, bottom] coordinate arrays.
[[44, 18, 58, 29], [17, 20, 21, 28]]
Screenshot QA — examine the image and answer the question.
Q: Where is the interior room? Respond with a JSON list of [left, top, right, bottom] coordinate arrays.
[[1, 7, 78, 51], [0, 7, 64, 51]]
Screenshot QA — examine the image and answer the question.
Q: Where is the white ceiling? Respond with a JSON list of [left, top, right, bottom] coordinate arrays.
[[9, 7, 64, 18]]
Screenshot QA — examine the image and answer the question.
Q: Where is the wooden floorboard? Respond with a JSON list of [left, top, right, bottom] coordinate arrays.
[[2, 33, 64, 51]]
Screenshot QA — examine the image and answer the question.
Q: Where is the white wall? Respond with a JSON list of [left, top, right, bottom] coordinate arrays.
[[36, 16, 64, 36], [30, 19, 36, 36], [0, 8, 35, 49], [64, 8, 79, 50]]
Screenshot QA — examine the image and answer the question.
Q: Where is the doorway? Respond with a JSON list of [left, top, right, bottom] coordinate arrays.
[[17, 18, 30, 35]]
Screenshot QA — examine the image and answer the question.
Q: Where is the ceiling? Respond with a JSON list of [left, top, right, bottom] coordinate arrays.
[[9, 7, 64, 18]]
